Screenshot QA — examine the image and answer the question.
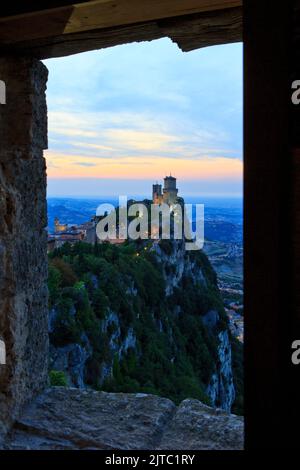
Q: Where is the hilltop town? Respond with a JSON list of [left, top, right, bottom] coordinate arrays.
[[47, 177, 243, 344], [47, 175, 183, 252]]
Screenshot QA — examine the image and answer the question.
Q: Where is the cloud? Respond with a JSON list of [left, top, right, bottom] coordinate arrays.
[[44, 40, 243, 196], [51, 128, 99, 138], [76, 162, 97, 167], [47, 109, 241, 165]]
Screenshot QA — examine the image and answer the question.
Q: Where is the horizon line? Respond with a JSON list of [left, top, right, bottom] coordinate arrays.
[[47, 194, 243, 199]]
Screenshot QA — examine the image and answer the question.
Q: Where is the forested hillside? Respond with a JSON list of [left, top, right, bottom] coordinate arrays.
[[48, 240, 243, 413]]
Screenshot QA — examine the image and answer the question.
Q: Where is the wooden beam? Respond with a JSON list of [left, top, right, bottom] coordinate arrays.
[[161, 6, 242, 52], [0, 7, 242, 59], [0, 1, 89, 19], [0, 0, 242, 45]]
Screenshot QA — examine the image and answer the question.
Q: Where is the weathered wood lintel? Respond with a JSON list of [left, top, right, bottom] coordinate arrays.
[[0, 0, 241, 43], [0, 7, 242, 59]]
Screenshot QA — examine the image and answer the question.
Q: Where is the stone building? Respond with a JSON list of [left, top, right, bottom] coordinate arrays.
[[48, 220, 97, 250], [163, 175, 178, 205], [152, 183, 163, 204], [54, 217, 68, 233], [152, 175, 179, 205]]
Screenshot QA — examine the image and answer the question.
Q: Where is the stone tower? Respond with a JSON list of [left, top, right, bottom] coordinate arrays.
[[163, 175, 178, 205], [152, 183, 163, 204]]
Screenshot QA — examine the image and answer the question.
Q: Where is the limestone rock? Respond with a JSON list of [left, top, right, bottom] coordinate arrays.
[[158, 398, 244, 450], [206, 330, 236, 412], [50, 342, 92, 389], [4, 388, 244, 450], [5, 388, 176, 450]]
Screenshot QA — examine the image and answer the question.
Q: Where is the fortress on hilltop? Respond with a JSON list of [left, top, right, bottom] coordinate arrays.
[[152, 175, 179, 205]]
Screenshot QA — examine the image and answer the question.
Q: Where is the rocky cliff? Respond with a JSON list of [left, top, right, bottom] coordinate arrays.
[[3, 387, 244, 450], [48, 239, 240, 413], [151, 240, 236, 411]]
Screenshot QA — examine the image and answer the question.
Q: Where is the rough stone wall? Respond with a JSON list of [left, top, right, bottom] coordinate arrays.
[[0, 57, 48, 440]]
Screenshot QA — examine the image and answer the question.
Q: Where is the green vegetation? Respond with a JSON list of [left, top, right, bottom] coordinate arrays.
[[49, 370, 68, 387], [48, 241, 242, 410]]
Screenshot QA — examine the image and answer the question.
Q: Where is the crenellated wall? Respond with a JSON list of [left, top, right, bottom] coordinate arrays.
[[0, 57, 49, 440]]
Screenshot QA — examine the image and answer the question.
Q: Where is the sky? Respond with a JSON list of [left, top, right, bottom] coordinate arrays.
[[44, 38, 243, 198]]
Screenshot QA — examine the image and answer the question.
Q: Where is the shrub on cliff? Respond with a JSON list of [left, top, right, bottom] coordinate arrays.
[[49, 370, 67, 387]]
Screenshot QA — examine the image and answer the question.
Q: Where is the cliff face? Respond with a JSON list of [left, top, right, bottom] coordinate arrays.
[[48, 239, 237, 412], [206, 330, 235, 411], [150, 240, 235, 412]]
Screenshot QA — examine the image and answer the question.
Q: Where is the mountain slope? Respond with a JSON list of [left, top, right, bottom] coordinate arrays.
[[48, 239, 241, 412]]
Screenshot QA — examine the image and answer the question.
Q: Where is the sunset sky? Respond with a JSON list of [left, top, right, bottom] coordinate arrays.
[[44, 39, 243, 198]]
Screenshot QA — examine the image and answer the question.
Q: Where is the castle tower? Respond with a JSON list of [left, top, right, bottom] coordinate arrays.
[[163, 175, 178, 205], [152, 183, 163, 204]]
